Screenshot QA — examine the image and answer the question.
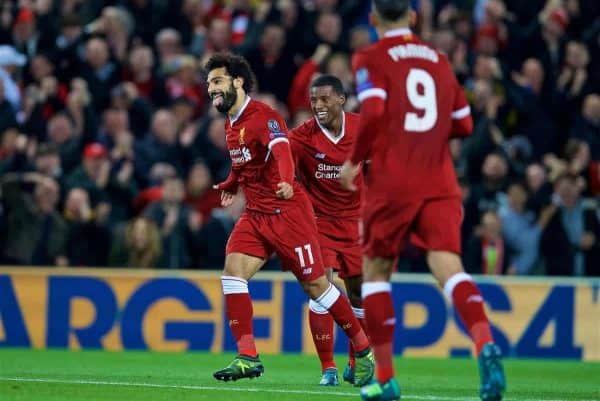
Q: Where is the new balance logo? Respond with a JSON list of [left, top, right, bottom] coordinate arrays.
[[229, 319, 239, 326], [314, 152, 326, 159], [302, 267, 312, 275], [383, 318, 396, 326]]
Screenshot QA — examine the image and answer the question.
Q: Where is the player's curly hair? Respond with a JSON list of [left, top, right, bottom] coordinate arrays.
[[311, 74, 345, 95], [204, 53, 255, 93]]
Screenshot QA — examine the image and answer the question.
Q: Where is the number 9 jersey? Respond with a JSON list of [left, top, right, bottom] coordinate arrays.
[[351, 28, 472, 200]]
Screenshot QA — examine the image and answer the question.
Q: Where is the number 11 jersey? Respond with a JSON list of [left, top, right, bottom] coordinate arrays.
[[351, 28, 471, 200]]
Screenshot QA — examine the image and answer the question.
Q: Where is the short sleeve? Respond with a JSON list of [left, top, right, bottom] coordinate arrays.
[[352, 51, 388, 104], [259, 112, 290, 150], [451, 76, 471, 121]]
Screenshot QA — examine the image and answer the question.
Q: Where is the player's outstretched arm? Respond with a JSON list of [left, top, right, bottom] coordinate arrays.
[[341, 98, 385, 191], [213, 169, 239, 206], [271, 140, 295, 199]]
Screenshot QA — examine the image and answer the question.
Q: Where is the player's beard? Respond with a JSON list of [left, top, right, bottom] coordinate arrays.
[[212, 83, 237, 114]]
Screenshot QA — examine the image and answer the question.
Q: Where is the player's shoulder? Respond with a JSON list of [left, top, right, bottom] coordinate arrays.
[[344, 111, 360, 123], [248, 99, 279, 119], [343, 112, 361, 137], [352, 41, 383, 65], [247, 99, 287, 131], [289, 117, 317, 142], [411, 36, 452, 68]]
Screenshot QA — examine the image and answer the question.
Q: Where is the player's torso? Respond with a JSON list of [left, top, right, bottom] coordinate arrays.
[[226, 100, 307, 213], [357, 32, 460, 198], [291, 113, 363, 219]]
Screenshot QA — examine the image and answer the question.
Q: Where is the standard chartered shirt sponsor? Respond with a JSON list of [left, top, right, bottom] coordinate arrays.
[[315, 163, 342, 179]]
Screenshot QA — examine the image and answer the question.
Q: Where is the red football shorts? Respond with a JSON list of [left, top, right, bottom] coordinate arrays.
[[226, 202, 325, 282], [316, 217, 362, 279], [362, 195, 463, 259]]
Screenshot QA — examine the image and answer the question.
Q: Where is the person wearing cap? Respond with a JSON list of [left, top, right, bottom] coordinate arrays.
[[0, 45, 26, 111], [65, 142, 111, 207]]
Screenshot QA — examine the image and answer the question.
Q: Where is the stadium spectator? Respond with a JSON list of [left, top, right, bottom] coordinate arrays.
[[465, 210, 509, 275], [572, 94, 600, 160], [143, 176, 200, 269], [134, 109, 186, 186], [123, 46, 167, 107], [246, 23, 297, 103], [1, 172, 66, 266], [65, 142, 135, 225], [0, 45, 25, 111], [465, 152, 509, 221], [192, 193, 246, 269], [63, 187, 111, 267], [155, 28, 184, 66], [80, 37, 121, 111], [109, 216, 162, 269], [541, 174, 600, 276], [184, 160, 221, 221], [498, 182, 545, 275]]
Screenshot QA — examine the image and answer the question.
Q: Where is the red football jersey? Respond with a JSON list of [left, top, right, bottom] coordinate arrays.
[[351, 28, 472, 199], [225, 97, 309, 213], [290, 112, 364, 219]]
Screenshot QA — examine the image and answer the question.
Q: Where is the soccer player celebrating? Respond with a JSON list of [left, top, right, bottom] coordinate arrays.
[[204, 53, 374, 386], [290, 75, 366, 386], [339, 1, 507, 401]]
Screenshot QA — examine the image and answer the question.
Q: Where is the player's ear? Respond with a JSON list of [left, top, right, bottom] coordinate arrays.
[[369, 11, 378, 28], [409, 10, 418, 28], [338, 94, 346, 107], [233, 77, 243, 89]]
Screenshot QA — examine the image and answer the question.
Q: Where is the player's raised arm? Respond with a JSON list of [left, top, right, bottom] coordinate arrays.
[[350, 53, 387, 165], [340, 54, 386, 191], [450, 74, 473, 138]]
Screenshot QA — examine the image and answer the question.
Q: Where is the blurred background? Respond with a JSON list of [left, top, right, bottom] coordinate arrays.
[[0, 0, 598, 277]]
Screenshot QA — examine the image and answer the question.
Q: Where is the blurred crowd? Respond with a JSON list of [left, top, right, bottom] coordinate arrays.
[[0, 0, 598, 276]]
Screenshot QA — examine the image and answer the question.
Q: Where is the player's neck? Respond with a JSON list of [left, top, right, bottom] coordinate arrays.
[[376, 20, 410, 38], [327, 117, 343, 137], [228, 92, 249, 119]]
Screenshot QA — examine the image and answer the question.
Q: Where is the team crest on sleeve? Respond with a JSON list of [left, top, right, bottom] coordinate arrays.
[[356, 68, 373, 92], [268, 119, 287, 139]]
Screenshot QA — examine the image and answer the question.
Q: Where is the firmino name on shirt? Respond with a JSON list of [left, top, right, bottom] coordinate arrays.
[[316, 163, 342, 179], [388, 44, 438, 63]]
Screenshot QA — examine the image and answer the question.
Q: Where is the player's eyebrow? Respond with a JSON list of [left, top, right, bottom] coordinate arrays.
[[207, 74, 231, 84]]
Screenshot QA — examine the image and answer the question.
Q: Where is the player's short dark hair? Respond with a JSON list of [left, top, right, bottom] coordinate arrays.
[[373, 0, 410, 21], [204, 53, 254, 93], [310, 74, 344, 95]]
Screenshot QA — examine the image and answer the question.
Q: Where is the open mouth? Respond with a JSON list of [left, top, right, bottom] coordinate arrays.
[[317, 111, 328, 119], [211, 92, 224, 107]]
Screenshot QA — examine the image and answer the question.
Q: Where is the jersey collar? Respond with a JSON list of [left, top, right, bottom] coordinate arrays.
[[230, 95, 251, 126], [383, 28, 412, 38], [315, 111, 345, 145]]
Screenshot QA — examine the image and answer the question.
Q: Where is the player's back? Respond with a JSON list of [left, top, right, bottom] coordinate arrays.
[[353, 29, 470, 199]]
